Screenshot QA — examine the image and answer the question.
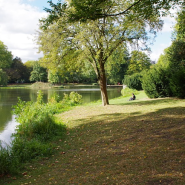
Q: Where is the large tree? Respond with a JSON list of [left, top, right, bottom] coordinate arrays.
[[0, 41, 12, 69], [5, 57, 30, 83], [44, 0, 183, 23], [126, 51, 151, 75], [38, 0, 178, 105], [173, 7, 185, 41]]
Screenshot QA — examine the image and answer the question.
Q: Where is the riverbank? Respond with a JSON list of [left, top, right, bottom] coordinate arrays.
[[0, 82, 123, 89], [1, 91, 185, 185]]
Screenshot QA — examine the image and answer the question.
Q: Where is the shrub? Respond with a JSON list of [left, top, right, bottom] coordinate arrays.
[[0, 90, 83, 176], [142, 67, 172, 98], [62, 91, 82, 105], [11, 138, 53, 163], [121, 87, 139, 97], [123, 73, 143, 90]]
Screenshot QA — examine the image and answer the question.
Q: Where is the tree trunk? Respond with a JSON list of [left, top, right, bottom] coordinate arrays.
[[99, 64, 109, 106]]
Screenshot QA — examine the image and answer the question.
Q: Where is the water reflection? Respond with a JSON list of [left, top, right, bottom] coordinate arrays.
[[0, 86, 122, 144], [0, 115, 18, 147]]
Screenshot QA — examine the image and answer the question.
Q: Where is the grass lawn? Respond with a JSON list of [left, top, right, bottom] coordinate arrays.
[[1, 91, 185, 185]]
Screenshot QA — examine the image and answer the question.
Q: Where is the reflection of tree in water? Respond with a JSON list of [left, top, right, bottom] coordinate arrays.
[[29, 89, 55, 103], [0, 105, 12, 132]]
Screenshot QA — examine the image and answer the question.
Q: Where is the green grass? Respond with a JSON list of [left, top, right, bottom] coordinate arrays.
[[0, 91, 185, 185]]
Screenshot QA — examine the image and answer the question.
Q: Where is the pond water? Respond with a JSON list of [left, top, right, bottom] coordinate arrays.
[[0, 86, 122, 146]]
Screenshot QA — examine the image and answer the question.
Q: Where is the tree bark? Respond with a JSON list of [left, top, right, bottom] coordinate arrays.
[[98, 63, 109, 106]]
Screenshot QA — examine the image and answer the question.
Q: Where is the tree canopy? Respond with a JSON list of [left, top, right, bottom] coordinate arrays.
[[174, 7, 185, 41], [127, 51, 151, 75], [38, 0, 181, 105], [0, 41, 13, 69], [43, 0, 183, 23]]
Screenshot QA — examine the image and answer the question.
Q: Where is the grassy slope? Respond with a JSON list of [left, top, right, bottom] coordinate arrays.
[[1, 91, 185, 185]]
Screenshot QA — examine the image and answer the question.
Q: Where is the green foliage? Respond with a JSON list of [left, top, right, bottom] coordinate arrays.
[[127, 51, 151, 75], [0, 40, 13, 69], [38, 0, 165, 106], [62, 92, 82, 105], [11, 138, 53, 162], [45, 0, 182, 23], [5, 57, 30, 83], [68, 0, 109, 22], [48, 92, 60, 103], [0, 69, 8, 86], [48, 70, 61, 84], [121, 87, 139, 97], [0, 143, 11, 174], [156, 40, 185, 98], [142, 66, 172, 98], [106, 47, 129, 85], [173, 7, 185, 41], [30, 61, 48, 82], [0, 90, 83, 175], [169, 68, 185, 98], [123, 73, 143, 90], [36, 90, 44, 104]]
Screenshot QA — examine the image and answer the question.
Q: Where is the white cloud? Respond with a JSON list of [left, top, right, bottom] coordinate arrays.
[[0, 0, 46, 62], [149, 41, 172, 62], [161, 16, 176, 33]]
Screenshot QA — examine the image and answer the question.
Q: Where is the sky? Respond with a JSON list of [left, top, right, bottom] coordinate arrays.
[[0, 0, 177, 63]]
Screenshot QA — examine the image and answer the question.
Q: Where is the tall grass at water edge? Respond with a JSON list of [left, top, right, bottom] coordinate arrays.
[[0, 91, 82, 175]]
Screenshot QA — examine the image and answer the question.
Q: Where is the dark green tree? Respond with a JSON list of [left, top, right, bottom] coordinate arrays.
[[30, 62, 48, 82], [142, 66, 172, 98], [124, 73, 143, 90], [166, 40, 185, 98], [5, 57, 30, 83]]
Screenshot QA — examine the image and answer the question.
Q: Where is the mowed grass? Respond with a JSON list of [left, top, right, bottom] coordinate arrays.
[[1, 91, 185, 185]]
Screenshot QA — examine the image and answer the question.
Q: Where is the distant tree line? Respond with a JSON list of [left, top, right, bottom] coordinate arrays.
[[0, 41, 153, 86]]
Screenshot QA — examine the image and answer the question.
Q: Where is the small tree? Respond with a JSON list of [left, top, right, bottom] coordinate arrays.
[[30, 62, 48, 82]]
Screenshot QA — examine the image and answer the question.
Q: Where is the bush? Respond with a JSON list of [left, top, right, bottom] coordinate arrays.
[[121, 87, 139, 97], [62, 91, 82, 105], [123, 73, 143, 90], [0, 90, 83, 176], [142, 67, 172, 98]]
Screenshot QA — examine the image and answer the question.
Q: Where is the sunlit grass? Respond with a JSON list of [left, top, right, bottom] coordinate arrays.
[[1, 92, 185, 185]]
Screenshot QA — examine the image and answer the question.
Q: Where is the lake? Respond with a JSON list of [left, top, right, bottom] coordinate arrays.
[[0, 86, 122, 146]]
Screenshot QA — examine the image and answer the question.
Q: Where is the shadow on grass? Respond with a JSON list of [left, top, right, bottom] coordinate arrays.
[[64, 106, 185, 184], [1, 103, 184, 185]]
